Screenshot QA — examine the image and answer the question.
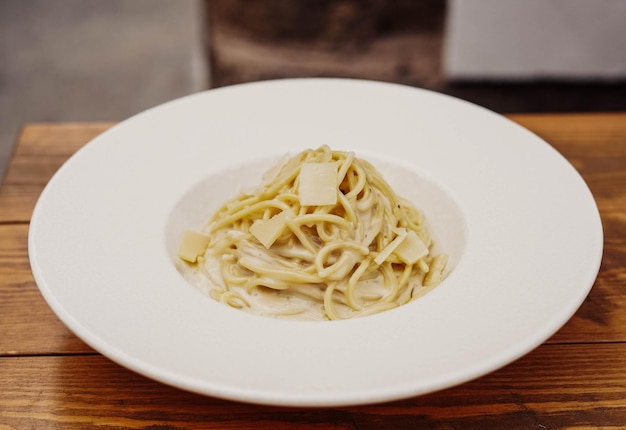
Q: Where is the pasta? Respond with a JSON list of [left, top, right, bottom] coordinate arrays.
[[179, 146, 447, 321]]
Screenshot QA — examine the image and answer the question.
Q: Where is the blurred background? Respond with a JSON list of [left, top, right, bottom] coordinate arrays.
[[2, 0, 626, 182]]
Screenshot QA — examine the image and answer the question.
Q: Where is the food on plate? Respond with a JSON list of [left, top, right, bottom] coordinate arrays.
[[179, 145, 447, 320]]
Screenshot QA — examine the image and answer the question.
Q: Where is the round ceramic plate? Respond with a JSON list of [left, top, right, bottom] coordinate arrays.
[[29, 79, 603, 407]]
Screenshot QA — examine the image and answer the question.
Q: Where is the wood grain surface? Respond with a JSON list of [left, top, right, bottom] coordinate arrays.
[[1, 115, 625, 428]]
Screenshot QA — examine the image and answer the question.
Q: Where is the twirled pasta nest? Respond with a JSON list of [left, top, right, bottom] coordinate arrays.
[[179, 146, 447, 321]]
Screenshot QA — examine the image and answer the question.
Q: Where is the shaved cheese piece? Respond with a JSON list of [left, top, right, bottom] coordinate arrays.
[[178, 230, 210, 263], [250, 211, 288, 248], [394, 230, 429, 265], [298, 162, 338, 206], [374, 228, 408, 265]]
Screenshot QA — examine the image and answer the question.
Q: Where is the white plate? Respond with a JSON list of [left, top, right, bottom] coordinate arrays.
[[29, 78, 603, 407]]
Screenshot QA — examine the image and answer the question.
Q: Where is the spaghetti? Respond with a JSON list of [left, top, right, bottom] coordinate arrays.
[[179, 146, 447, 320]]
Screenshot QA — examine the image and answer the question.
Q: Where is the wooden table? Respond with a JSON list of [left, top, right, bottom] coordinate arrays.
[[1, 115, 625, 428]]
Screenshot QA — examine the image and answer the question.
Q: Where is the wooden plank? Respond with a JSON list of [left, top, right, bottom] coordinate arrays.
[[2, 123, 113, 186], [0, 343, 625, 428], [11, 122, 115, 158], [0, 123, 113, 223], [2, 155, 78, 186], [349, 343, 626, 428], [0, 184, 41, 224], [0, 224, 91, 355], [507, 113, 626, 139]]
